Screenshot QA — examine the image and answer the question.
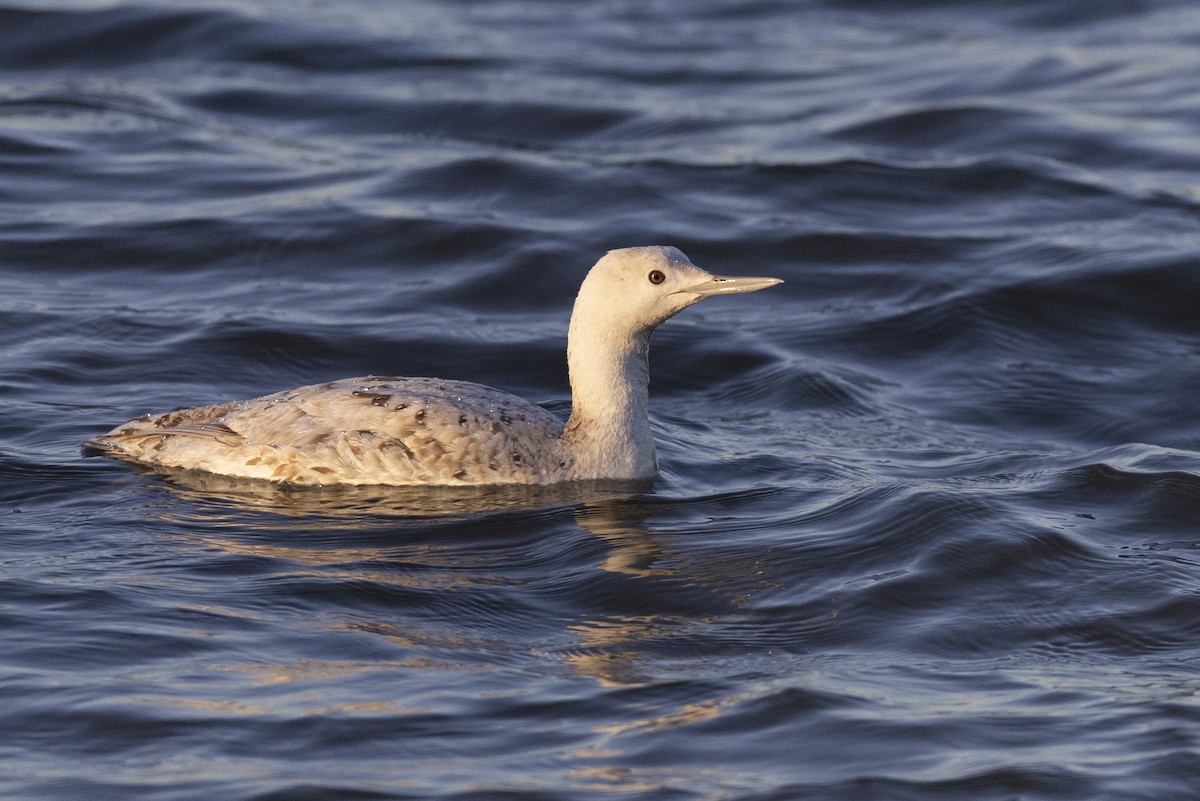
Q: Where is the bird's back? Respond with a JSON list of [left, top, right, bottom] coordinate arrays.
[[86, 377, 572, 485]]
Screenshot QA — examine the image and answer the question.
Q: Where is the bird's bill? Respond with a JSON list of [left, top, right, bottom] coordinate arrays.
[[683, 274, 784, 297]]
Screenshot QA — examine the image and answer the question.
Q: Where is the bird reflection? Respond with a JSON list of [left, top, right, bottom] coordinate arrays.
[[117, 465, 757, 690], [132, 463, 655, 523]]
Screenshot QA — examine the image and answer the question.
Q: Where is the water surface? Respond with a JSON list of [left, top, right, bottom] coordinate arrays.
[[4, 1, 1200, 799]]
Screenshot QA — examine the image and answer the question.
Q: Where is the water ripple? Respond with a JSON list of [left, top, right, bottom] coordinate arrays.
[[6, 1, 1200, 799]]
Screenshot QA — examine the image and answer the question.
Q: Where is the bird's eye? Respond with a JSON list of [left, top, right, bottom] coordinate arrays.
[[648, 270, 666, 285]]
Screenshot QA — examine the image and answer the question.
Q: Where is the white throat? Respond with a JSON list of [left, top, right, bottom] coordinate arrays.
[[560, 309, 656, 479]]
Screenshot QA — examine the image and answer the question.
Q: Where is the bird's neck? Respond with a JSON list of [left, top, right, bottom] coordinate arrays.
[[561, 315, 656, 479]]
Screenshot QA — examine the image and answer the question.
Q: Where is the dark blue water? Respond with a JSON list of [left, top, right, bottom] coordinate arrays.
[[4, 1, 1200, 798]]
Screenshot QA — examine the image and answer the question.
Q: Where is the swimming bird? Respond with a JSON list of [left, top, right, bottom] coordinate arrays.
[[85, 246, 782, 486]]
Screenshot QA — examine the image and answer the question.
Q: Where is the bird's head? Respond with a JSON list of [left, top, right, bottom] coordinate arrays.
[[572, 246, 782, 338]]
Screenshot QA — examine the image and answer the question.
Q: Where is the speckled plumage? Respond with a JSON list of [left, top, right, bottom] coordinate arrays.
[[87, 377, 573, 485], [86, 247, 782, 486]]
